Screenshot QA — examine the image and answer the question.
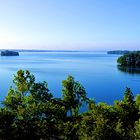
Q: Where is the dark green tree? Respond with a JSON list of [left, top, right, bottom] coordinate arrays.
[[123, 87, 134, 104], [2, 70, 66, 139], [62, 75, 87, 116]]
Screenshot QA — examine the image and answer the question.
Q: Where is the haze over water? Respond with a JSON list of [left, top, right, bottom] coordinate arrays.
[[0, 51, 140, 104]]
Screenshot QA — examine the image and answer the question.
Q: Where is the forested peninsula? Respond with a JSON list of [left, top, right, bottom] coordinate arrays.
[[117, 52, 140, 67], [0, 70, 140, 139]]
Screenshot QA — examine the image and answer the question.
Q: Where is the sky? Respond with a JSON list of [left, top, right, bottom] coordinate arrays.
[[0, 0, 140, 50]]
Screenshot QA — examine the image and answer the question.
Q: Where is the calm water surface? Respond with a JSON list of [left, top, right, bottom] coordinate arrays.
[[0, 51, 140, 104]]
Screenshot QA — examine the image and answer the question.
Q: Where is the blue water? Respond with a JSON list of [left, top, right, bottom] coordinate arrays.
[[0, 51, 140, 104]]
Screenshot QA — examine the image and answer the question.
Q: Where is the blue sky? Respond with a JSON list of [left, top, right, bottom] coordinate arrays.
[[0, 0, 140, 50]]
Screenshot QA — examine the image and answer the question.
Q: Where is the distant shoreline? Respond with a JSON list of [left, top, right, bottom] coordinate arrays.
[[0, 49, 139, 53], [107, 50, 140, 55], [0, 49, 107, 53]]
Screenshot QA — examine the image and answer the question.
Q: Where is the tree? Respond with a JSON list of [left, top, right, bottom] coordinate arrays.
[[123, 87, 134, 104], [117, 53, 140, 67], [62, 75, 87, 116], [113, 88, 139, 139], [30, 82, 52, 103], [3, 70, 35, 110], [1, 70, 140, 139], [135, 94, 140, 111], [88, 98, 96, 110], [2, 70, 66, 139]]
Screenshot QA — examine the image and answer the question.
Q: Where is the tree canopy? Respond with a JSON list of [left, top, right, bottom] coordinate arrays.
[[117, 52, 140, 67], [0, 70, 140, 139]]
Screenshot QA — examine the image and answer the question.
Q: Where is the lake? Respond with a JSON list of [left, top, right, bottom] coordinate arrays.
[[0, 51, 140, 104]]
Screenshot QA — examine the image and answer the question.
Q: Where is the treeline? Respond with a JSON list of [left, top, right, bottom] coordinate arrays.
[[117, 52, 140, 67], [0, 70, 140, 139], [108, 50, 140, 55], [107, 50, 130, 55]]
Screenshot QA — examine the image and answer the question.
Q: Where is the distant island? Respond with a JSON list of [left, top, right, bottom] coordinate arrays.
[[1, 50, 19, 56], [107, 50, 140, 55], [117, 52, 140, 67]]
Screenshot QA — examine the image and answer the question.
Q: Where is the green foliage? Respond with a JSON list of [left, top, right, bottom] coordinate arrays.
[[30, 82, 52, 103], [88, 98, 96, 110], [135, 94, 140, 111], [13, 70, 35, 95], [0, 70, 140, 139], [117, 52, 140, 67], [123, 87, 134, 104], [62, 75, 87, 116], [135, 119, 140, 139], [1, 70, 67, 139]]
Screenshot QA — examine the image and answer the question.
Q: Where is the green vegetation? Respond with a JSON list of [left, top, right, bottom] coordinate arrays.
[[117, 52, 140, 67], [0, 70, 140, 139]]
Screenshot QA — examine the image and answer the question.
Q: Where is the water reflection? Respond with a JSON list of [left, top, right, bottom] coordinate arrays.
[[117, 65, 140, 74]]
